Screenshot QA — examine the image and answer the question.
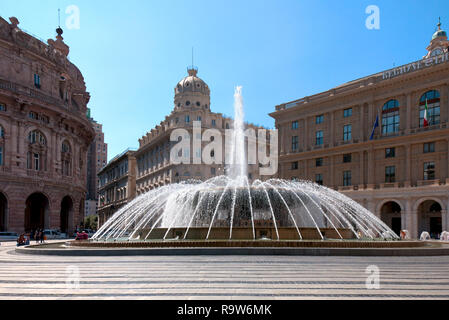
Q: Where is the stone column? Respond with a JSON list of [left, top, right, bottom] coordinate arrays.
[[410, 209, 419, 239], [303, 160, 308, 180], [359, 104, 364, 142], [359, 151, 364, 186], [441, 209, 448, 233], [329, 155, 335, 188], [367, 201, 377, 217], [330, 111, 335, 147], [279, 125, 284, 154], [367, 147, 375, 187], [447, 139, 449, 184], [405, 144, 412, 187], [406, 93, 412, 133], [304, 118, 308, 150], [403, 199, 412, 234], [444, 198, 449, 232]]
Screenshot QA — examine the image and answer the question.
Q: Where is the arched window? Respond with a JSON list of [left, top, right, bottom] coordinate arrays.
[[28, 130, 46, 145], [27, 130, 47, 171], [382, 100, 400, 135], [61, 140, 72, 176], [62, 141, 71, 153], [419, 90, 440, 127]]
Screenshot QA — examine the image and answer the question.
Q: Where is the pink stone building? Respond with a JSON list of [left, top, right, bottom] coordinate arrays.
[[0, 17, 95, 234]]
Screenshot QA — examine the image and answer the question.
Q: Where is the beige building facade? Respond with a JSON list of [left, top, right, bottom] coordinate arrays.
[[97, 149, 136, 226], [0, 17, 95, 234], [271, 22, 449, 239]]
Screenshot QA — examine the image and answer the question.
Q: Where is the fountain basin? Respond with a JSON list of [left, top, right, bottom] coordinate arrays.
[[139, 227, 354, 240]]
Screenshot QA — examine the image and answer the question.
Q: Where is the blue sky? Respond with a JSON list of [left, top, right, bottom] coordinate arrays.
[[1, 0, 448, 160]]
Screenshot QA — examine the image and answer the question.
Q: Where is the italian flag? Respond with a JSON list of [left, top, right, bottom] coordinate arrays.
[[423, 99, 429, 127]]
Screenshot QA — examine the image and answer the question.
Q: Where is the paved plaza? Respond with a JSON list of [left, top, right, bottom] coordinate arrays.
[[0, 241, 448, 300]]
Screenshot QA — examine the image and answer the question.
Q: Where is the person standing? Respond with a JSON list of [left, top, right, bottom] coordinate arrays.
[[34, 230, 39, 244]]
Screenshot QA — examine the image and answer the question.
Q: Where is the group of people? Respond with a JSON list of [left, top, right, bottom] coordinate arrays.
[[33, 229, 46, 244], [75, 230, 89, 241], [16, 233, 30, 247], [17, 230, 46, 246]]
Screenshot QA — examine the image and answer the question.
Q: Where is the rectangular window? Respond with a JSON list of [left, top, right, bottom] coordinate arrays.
[[28, 112, 38, 120], [0, 146, 3, 166], [197, 116, 202, 121], [291, 136, 299, 151], [316, 131, 323, 145], [423, 142, 435, 153], [343, 124, 352, 141], [344, 108, 352, 118], [0, 104, 6, 112], [211, 167, 216, 175], [424, 162, 435, 180], [292, 121, 299, 130], [185, 115, 190, 123], [315, 174, 323, 185], [212, 119, 216, 127], [385, 147, 396, 158], [343, 171, 352, 186], [382, 111, 400, 135], [291, 161, 298, 170], [34, 153, 40, 171], [316, 115, 324, 124], [316, 158, 323, 167], [385, 166, 396, 183], [34, 74, 41, 88], [343, 153, 352, 163]]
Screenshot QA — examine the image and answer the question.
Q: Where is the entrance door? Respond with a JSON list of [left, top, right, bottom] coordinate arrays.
[[430, 217, 442, 238], [25, 193, 49, 232], [0, 193, 6, 232], [391, 217, 402, 236]]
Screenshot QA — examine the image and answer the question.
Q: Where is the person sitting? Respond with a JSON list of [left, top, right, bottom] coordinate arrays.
[[16, 234, 26, 247]]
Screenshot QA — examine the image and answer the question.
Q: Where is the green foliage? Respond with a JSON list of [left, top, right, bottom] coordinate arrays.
[[83, 215, 98, 231]]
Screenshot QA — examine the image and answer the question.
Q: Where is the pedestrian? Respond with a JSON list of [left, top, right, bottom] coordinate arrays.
[[34, 230, 39, 244], [40, 229, 45, 243]]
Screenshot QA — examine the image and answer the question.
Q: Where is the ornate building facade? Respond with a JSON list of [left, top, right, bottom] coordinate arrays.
[[135, 67, 264, 195], [270, 22, 449, 239], [0, 17, 95, 234]]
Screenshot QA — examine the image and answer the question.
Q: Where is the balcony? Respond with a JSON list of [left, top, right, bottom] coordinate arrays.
[[417, 179, 441, 187]]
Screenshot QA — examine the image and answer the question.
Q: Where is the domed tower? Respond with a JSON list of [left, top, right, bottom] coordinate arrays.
[[425, 18, 449, 58], [174, 67, 211, 112]]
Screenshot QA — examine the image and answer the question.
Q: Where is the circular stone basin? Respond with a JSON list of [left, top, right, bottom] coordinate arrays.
[[68, 239, 432, 249], [15, 240, 449, 256]]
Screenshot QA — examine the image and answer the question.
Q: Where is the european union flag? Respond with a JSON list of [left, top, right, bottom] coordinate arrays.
[[370, 114, 379, 140]]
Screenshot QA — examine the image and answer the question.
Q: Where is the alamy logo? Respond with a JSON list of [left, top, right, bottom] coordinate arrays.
[[170, 122, 278, 176], [65, 5, 81, 30], [365, 265, 380, 289], [65, 265, 80, 290], [365, 5, 380, 30]]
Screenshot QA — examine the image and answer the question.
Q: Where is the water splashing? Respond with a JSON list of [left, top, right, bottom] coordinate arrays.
[[93, 87, 399, 242]]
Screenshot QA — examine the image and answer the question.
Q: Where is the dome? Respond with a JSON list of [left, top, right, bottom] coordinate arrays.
[[432, 21, 447, 40], [175, 67, 210, 96], [432, 29, 447, 40]]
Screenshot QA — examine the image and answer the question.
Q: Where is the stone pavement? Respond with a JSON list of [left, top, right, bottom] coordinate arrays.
[[0, 241, 449, 300]]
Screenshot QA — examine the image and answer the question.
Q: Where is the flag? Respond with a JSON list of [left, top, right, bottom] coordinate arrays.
[[370, 113, 379, 140], [423, 99, 429, 127]]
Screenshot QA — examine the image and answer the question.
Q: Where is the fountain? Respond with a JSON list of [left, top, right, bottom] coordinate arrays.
[[92, 87, 399, 243], [420, 232, 431, 241]]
